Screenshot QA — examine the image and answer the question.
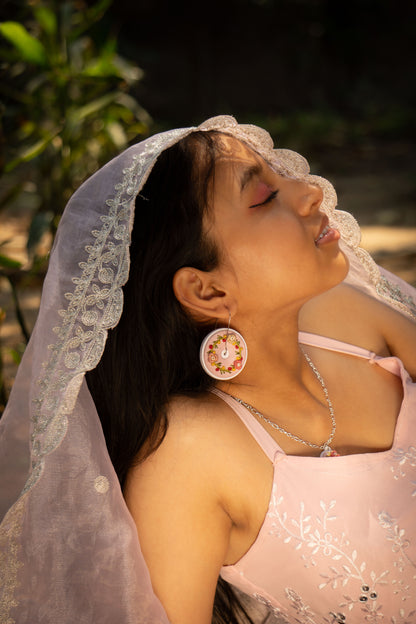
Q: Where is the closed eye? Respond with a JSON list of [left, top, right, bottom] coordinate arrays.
[[250, 189, 278, 209]]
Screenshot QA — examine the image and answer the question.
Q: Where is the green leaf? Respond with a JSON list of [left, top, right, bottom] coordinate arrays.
[[82, 56, 119, 78], [0, 22, 47, 65], [105, 121, 127, 148], [67, 92, 119, 125], [33, 7, 57, 36], [83, 50, 143, 84], [115, 93, 151, 124], [9, 347, 24, 365], [0, 253, 22, 269], [5, 130, 61, 173], [27, 212, 53, 257]]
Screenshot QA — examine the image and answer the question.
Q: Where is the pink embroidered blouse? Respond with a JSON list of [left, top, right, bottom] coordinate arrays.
[[213, 333, 416, 624]]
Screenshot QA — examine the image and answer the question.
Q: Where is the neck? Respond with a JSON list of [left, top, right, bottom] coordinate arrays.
[[216, 310, 306, 400]]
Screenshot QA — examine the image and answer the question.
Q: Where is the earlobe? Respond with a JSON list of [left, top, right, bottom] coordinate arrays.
[[172, 267, 232, 320]]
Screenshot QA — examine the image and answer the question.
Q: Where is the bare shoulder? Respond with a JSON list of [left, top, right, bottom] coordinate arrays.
[[125, 392, 233, 497], [123, 393, 237, 623], [123, 390, 273, 622], [300, 283, 388, 352], [124, 390, 258, 532], [167, 391, 234, 433], [300, 282, 416, 377], [153, 392, 242, 468]]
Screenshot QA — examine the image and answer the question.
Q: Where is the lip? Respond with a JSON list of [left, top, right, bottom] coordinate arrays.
[[315, 215, 329, 241], [314, 215, 340, 246]]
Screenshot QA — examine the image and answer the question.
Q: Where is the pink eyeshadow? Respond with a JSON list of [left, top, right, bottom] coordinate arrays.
[[251, 182, 272, 206]]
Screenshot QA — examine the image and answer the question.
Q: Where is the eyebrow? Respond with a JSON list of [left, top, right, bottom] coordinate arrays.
[[240, 163, 263, 192]]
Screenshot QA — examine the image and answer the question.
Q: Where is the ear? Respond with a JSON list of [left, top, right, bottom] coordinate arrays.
[[172, 267, 234, 321]]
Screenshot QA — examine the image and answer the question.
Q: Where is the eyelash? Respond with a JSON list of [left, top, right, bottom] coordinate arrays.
[[250, 189, 278, 209]]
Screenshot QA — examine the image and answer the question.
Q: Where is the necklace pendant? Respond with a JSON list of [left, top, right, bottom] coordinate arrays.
[[320, 445, 340, 458]]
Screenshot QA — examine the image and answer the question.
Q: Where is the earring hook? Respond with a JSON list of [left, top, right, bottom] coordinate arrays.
[[222, 310, 232, 358]]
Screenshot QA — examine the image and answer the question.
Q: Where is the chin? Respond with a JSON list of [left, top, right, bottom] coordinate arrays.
[[314, 250, 350, 298], [333, 248, 349, 280], [328, 246, 349, 284]]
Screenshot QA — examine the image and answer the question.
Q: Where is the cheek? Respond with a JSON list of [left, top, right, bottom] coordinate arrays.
[[227, 232, 312, 287], [238, 226, 310, 269], [214, 214, 315, 292]]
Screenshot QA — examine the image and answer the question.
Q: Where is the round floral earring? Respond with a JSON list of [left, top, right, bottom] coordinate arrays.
[[199, 314, 248, 380]]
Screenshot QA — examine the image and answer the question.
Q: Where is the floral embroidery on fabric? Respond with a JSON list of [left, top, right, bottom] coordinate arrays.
[[268, 491, 359, 577], [266, 487, 395, 617], [377, 276, 416, 320], [285, 587, 318, 622], [391, 608, 416, 623], [0, 499, 24, 624], [252, 593, 290, 623], [377, 511, 416, 602], [390, 447, 416, 480], [378, 512, 412, 558]]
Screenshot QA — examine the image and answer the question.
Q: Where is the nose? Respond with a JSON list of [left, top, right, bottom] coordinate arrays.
[[296, 181, 323, 217]]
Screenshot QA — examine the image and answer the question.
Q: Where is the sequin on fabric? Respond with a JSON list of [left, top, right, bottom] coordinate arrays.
[[94, 476, 110, 494]]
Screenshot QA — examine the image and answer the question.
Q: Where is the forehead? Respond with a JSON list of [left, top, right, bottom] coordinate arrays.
[[215, 134, 262, 168], [211, 134, 272, 195]]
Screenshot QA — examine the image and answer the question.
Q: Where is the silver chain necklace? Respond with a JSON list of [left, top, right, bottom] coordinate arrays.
[[231, 348, 340, 458]]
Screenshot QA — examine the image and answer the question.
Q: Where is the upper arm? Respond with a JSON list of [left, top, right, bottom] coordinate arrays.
[[376, 299, 416, 380], [124, 406, 232, 624], [339, 284, 416, 380]]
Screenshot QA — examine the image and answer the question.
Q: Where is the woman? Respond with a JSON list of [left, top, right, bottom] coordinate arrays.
[[1, 116, 415, 624]]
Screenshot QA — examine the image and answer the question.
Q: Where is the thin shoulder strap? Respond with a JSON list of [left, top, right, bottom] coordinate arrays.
[[299, 331, 378, 361], [210, 387, 282, 462]]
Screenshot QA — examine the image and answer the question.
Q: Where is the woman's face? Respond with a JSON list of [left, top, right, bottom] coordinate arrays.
[[205, 136, 349, 320]]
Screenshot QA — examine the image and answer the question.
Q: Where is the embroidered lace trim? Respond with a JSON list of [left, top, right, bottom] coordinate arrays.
[[0, 127, 195, 622], [0, 500, 24, 624]]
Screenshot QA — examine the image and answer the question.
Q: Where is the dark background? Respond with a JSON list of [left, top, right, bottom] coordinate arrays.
[[104, 0, 416, 138], [98, 0, 416, 227]]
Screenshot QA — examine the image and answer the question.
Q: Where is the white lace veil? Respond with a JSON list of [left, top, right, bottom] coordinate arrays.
[[1, 115, 415, 624]]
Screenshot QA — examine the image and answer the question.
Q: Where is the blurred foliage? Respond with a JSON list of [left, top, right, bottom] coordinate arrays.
[[0, 0, 150, 250], [0, 0, 150, 407]]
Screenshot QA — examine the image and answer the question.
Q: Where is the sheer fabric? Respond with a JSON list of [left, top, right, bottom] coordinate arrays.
[[0, 116, 415, 623]]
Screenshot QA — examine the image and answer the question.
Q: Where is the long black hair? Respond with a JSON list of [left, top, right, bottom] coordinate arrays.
[[86, 131, 256, 624]]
